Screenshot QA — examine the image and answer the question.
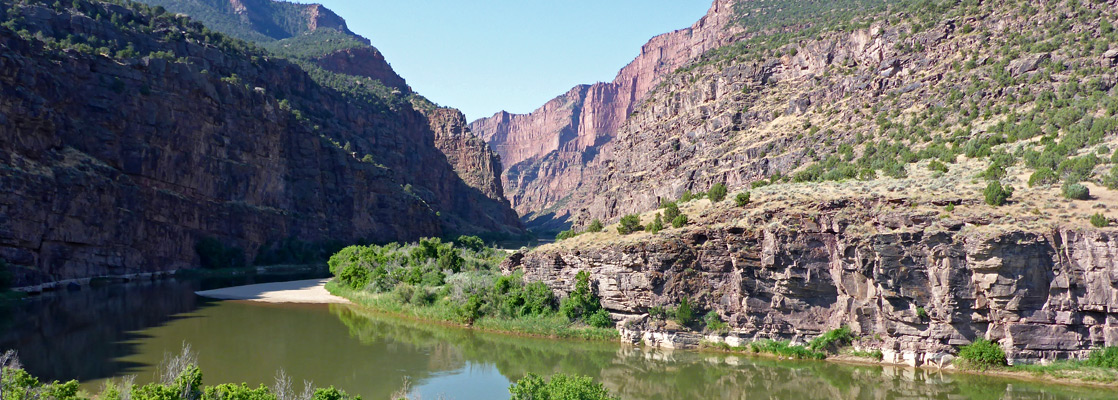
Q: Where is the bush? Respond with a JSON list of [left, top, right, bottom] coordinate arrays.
[[338, 263, 370, 289], [616, 214, 643, 235], [983, 181, 1013, 206], [1028, 167, 1059, 187], [1091, 213, 1110, 228], [1062, 182, 1091, 200], [194, 237, 245, 269], [662, 201, 681, 221], [1085, 347, 1118, 368], [647, 213, 664, 234], [734, 192, 751, 207], [1105, 165, 1118, 190], [560, 271, 604, 323], [585, 219, 604, 233], [957, 339, 1007, 369], [586, 308, 613, 328], [456, 235, 486, 252], [671, 214, 689, 228], [555, 229, 579, 241], [750, 340, 825, 360], [674, 296, 695, 326], [703, 311, 728, 333], [708, 183, 728, 202], [509, 373, 619, 400], [928, 160, 949, 173], [808, 326, 856, 352]]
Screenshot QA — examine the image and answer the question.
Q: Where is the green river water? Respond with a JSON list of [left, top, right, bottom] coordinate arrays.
[[1, 275, 1116, 399]]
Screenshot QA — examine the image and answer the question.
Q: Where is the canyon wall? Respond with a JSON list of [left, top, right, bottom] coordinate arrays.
[[469, 0, 740, 224], [0, 2, 520, 286], [504, 205, 1118, 366]]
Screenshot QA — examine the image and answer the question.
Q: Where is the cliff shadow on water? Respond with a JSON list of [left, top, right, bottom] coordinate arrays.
[[0, 269, 327, 383]]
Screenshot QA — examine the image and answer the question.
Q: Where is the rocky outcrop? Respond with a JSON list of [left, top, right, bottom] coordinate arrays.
[[0, 2, 520, 286], [504, 207, 1118, 365], [470, 0, 740, 222], [311, 46, 407, 90]]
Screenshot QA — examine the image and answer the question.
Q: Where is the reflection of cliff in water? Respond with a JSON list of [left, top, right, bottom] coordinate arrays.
[[331, 305, 1116, 400], [0, 280, 204, 382], [0, 269, 327, 384]]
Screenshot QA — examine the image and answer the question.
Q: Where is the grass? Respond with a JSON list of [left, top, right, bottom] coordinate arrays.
[[1009, 362, 1118, 383], [750, 340, 826, 360], [326, 281, 618, 341]]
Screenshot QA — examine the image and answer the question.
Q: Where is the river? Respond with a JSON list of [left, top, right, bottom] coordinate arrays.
[[1, 274, 1115, 399]]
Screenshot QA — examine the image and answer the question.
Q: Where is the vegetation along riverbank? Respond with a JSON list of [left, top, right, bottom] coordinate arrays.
[[325, 236, 617, 341]]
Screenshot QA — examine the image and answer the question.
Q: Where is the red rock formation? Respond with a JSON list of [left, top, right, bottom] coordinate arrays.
[[470, 0, 739, 221]]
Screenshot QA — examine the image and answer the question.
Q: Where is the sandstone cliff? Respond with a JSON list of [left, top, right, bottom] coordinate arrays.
[[469, 0, 739, 225], [504, 198, 1118, 366], [0, 0, 521, 286]]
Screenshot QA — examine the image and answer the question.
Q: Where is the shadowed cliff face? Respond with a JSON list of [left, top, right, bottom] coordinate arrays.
[[504, 204, 1118, 365], [469, 0, 739, 226], [0, 2, 521, 286]]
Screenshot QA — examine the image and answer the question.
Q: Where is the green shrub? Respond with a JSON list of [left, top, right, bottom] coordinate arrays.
[[1104, 165, 1118, 190], [750, 340, 825, 360], [979, 163, 1007, 181], [984, 181, 1013, 206], [703, 311, 728, 333], [556, 229, 579, 241], [1091, 213, 1110, 228], [671, 214, 689, 228], [927, 160, 949, 173], [587, 308, 613, 328], [957, 339, 1007, 369], [560, 271, 605, 323], [662, 201, 681, 221], [338, 263, 370, 289], [1062, 182, 1091, 200], [648, 306, 668, 320], [616, 214, 644, 235], [585, 219, 604, 233], [808, 326, 856, 352], [509, 373, 619, 400], [194, 237, 245, 269], [1028, 167, 1059, 187], [456, 235, 486, 252], [674, 296, 695, 326], [945, 204, 955, 212], [1085, 347, 1118, 368], [734, 192, 751, 207], [708, 183, 728, 202], [647, 213, 664, 234]]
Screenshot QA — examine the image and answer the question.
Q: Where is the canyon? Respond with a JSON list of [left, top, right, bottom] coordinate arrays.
[[0, 0, 520, 286]]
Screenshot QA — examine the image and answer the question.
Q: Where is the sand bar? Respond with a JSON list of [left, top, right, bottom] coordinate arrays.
[[195, 278, 350, 304]]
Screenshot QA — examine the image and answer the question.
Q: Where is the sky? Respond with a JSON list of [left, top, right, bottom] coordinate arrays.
[[307, 1, 712, 122]]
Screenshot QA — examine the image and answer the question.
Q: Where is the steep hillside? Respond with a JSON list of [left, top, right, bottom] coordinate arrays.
[[501, 0, 1118, 367], [0, 0, 521, 286], [470, 0, 739, 229]]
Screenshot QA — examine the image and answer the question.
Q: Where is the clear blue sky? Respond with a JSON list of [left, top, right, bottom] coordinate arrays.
[[308, 1, 712, 121]]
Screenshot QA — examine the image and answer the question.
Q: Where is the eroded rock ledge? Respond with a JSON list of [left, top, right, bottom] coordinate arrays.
[[503, 205, 1118, 366]]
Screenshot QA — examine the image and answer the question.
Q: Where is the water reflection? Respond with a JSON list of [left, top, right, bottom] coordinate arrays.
[[2, 277, 1115, 400], [0, 270, 327, 383], [332, 306, 1116, 400]]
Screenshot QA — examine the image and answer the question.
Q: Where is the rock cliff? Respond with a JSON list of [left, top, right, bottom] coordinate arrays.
[[504, 199, 1118, 366], [469, 0, 739, 225], [0, 0, 520, 286]]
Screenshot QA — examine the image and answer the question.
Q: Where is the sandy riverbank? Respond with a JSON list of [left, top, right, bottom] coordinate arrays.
[[196, 278, 350, 304]]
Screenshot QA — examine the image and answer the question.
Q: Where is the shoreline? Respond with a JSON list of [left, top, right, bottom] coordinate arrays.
[[327, 278, 1118, 391], [196, 278, 351, 304]]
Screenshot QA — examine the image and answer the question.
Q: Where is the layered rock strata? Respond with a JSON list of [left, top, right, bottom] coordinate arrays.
[[504, 205, 1118, 366]]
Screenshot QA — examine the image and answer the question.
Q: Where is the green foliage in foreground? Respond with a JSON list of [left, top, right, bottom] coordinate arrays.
[[1062, 182, 1091, 200], [708, 183, 728, 202], [0, 360, 359, 400], [957, 339, 1007, 370], [750, 340, 826, 360], [509, 373, 619, 400], [807, 326, 855, 352], [560, 271, 613, 329], [734, 192, 751, 207], [1086, 346, 1118, 369]]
